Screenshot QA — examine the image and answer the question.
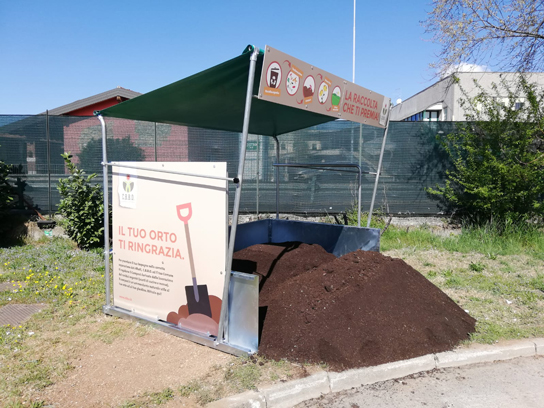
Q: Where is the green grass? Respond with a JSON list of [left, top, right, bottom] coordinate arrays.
[[119, 388, 174, 408], [224, 356, 262, 392], [0, 237, 105, 310], [0, 237, 106, 404], [381, 221, 544, 344], [380, 222, 544, 259]]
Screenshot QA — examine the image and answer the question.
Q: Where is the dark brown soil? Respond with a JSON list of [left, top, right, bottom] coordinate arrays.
[[233, 243, 476, 371]]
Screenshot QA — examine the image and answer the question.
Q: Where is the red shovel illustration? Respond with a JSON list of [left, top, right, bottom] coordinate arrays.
[[177, 203, 212, 318]]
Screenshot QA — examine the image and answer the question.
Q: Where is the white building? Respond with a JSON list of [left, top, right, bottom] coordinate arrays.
[[391, 72, 544, 122]]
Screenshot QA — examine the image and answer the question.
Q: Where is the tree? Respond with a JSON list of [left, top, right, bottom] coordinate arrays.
[[78, 135, 145, 174], [427, 75, 544, 224], [423, 0, 544, 76]]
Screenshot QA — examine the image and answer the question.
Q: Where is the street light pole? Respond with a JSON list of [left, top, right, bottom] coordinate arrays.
[[353, 0, 356, 83], [350, 0, 357, 161], [354, 0, 365, 220]]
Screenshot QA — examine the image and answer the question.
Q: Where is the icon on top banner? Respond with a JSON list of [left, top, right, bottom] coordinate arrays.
[[264, 61, 282, 97], [331, 86, 342, 112], [286, 69, 301, 95], [303, 76, 315, 104], [318, 77, 332, 105]]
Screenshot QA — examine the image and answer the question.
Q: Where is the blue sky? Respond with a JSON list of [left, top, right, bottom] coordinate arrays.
[[0, 0, 442, 114]]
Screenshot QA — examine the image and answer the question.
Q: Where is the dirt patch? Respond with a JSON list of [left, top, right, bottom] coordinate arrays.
[[38, 328, 233, 407], [233, 243, 476, 371]]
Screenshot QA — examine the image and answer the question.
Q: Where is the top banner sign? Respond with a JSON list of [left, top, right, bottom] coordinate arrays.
[[257, 46, 390, 128]]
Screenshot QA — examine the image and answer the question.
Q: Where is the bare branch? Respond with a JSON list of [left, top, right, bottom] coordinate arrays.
[[423, 0, 544, 75]]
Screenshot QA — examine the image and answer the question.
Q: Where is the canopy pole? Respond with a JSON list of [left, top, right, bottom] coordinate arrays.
[[218, 47, 260, 345], [256, 136, 260, 217], [98, 115, 111, 308], [358, 124, 363, 227], [273, 136, 280, 219], [367, 108, 391, 227], [357, 164, 361, 227]]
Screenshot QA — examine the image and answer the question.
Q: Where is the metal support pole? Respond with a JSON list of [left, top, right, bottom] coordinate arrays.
[[218, 47, 260, 344], [273, 136, 280, 219], [357, 165, 362, 227], [256, 136, 260, 216], [46, 110, 52, 217], [358, 123, 363, 225], [98, 115, 111, 308], [154, 122, 158, 161], [367, 109, 391, 227]]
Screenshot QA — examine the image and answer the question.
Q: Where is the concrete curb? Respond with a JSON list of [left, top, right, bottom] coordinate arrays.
[[328, 354, 436, 393], [260, 372, 330, 408], [434, 339, 537, 369], [206, 338, 544, 408], [207, 391, 266, 408]]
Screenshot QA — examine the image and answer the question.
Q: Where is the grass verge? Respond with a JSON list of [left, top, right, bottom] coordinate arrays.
[[1, 223, 543, 406], [380, 222, 544, 344], [0, 237, 107, 405]]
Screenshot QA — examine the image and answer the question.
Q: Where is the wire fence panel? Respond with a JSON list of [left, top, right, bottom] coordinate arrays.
[[0, 114, 457, 216]]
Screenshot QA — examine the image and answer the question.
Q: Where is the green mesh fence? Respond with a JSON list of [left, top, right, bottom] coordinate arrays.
[[0, 114, 457, 215]]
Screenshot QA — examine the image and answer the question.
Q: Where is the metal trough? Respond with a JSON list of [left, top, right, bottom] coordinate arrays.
[[233, 219, 380, 257]]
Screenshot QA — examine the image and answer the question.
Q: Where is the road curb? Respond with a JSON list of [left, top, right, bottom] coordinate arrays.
[[207, 390, 266, 408], [260, 372, 330, 408], [206, 338, 544, 408], [328, 354, 436, 393], [434, 339, 537, 368]]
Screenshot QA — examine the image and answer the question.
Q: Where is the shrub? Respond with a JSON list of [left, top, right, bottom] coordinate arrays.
[[57, 153, 109, 249], [0, 159, 13, 216], [428, 75, 544, 225]]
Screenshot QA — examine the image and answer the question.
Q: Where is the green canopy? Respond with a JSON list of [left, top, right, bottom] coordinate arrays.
[[96, 46, 336, 137]]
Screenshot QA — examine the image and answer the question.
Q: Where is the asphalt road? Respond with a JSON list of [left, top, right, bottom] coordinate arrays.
[[296, 356, 544, 408]]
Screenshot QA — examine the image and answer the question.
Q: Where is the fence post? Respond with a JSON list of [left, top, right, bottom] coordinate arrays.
[[46, 110, 52, 216]]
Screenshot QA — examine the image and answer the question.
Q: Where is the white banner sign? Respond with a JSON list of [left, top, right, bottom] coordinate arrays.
[[112, 162, 228, 337]]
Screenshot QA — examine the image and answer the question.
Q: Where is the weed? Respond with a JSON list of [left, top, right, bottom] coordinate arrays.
[[147, 388, 174, 405], [179, 381, 201, 397], [469, 262, 485, 272], [5, 401, 46, 408], [528, 275, 544, 292], [426, 270, 438, 278], [119, 401, 139, 408], [224, 356, 261, 392], [90, 318, 127, 344], [119, 387, 174, 408], [445, 275, 464, 288]]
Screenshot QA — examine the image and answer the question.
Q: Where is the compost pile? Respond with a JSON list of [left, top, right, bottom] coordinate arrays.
[[233, 243, 476, 371]]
